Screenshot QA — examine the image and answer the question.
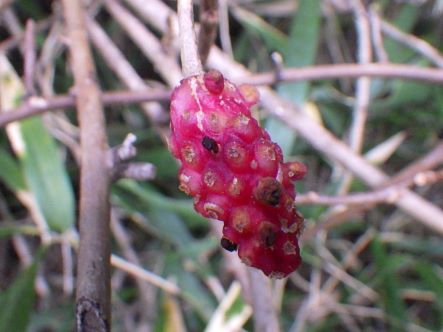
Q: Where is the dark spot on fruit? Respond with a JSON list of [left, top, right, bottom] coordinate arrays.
[[220, 237, 237, 252], [259, 222, 277, 247], [202, 136, 219, 153], [254, 177, 282, 206]]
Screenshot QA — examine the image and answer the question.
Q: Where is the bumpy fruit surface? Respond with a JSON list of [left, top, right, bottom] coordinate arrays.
[[169, 70, 306, 278]]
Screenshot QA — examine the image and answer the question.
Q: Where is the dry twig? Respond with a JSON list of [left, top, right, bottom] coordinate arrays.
[[302, 141, 443, 240], [87, 18, 168, 123], [348, 0, 372, 154], [0, 89, 170, 127], [104, 0, 182, 86], [3, 61, 443, 127], [381, 19, 443, 67], [23, 19, 36, 96], [244, 63, 443, 86]]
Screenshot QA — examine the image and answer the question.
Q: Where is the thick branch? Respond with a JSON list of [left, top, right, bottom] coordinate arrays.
[[61, 0, 111, 330]]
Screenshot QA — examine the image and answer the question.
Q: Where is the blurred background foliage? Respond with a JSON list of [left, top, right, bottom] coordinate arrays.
[[0, 0, 442, 331]]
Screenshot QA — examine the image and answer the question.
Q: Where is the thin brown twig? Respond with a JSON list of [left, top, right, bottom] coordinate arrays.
[[61, 0, 111, 330], [251, 82, 443, 233], [108, 133, 157, 181], [198, 0, 218, 65], [23, 19, 36, 96], [104, 0, 182, 86], [368, 5, 388, 62], [381, 19, 443, 68], [2, 7, 22, 38], [110, 211, 164, 326], [86, 18, 168, 123], [0, 16, 53, 54], [0, 89, 170, 127], [321, 228, 375, 294], [348, 0, 372, 154], [339, 0, 373, 196], [297, 187, 404, 206], [3, 61, 443, 127], [302, 142, 443, 241], [123, 0, 174, 34], [110, 254, 180, 295], [242, 63, 443, 86]]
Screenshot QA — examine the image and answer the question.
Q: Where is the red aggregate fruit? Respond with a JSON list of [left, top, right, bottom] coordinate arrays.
[[169, 70, 307, 278]]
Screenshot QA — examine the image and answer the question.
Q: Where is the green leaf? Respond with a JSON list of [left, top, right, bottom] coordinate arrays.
[[371, 238, 408, 331], [415, 261, 443, 328], [278, 0, 321, 99], [384, 5, 419, 63], [138, 147, 178, 179], [0, 147, 26, 191], [115, 179, 208, 228], [164, 255, 216, 321], [232, 7, 288, 53], [27, 302, 75, 332], [0, 54, 74, 233], [148, 209, 193, 248], [266, 0, 321, 155], [19, 117, 75, 232], [0, 252, 41, 332]]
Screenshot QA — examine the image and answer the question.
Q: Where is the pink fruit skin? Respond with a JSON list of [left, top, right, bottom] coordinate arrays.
[[169, 70, 306, 278]]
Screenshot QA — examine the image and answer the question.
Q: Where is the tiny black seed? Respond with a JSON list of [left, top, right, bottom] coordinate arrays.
[[202, 136, 219, 153], [220, 237, 237, 252]]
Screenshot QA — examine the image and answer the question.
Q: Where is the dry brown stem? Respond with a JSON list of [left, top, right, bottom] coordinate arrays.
[[61, 0, 111, 330]]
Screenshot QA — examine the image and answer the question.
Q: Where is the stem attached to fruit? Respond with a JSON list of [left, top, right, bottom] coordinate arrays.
[[178, 0, 204, 76]]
